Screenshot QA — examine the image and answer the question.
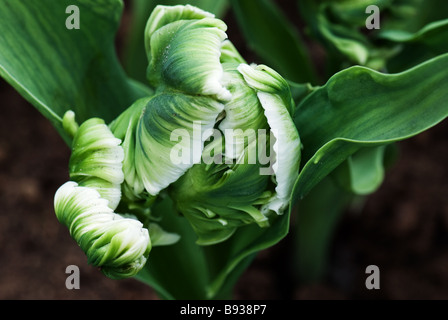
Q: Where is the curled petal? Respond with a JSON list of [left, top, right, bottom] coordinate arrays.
[[238, 64, 301, 214], [109, 99, 149, 197], [237, 63, 294, 114], [113, 93, 224, 197], [219, 63, 268, 160], [145, 5, 231, 100], [54, 181, 151, 279], [69, 117, 124, 209], [145, 4, 214, 41]]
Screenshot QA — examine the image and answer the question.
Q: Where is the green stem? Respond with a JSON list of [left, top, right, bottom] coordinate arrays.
[[293, 176, 353, 284]]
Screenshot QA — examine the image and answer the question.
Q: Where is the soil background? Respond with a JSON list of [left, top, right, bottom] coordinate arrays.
[[0, 1, 447, 300]]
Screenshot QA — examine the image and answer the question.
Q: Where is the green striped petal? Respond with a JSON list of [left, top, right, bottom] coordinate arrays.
[[109, 98, 149, 198], [219, 63, 269, 160], [145, 5, 231, 100], [68, 116, 124, 210], [132, 92, 224, 196], [144, 4, 214, 39], [220, 40, 246, 64], [238, 64, 301, 214], [54, 181, 151, 280]]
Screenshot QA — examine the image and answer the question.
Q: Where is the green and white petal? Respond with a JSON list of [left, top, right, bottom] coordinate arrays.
[[238, 64, 301, 214], [54, 181, 151, 280], [219, 63, 268, 160], [109, 97, 149, 197], [258, 91, 301, 214], [135, 92, 224, 196], [145, 4, 214, 42], [237, 64, 294, 114], [220, 40, 246, 64], [68, 117, 124, 210], [145, 5, 230, 100]]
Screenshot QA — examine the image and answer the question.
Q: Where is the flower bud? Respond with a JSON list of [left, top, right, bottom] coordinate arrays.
[[110, 5, 301, 245], [55, 114, 151, 279], [54, 181, 151, 279], [145, 4, 231, 101], [170, 63, 301, 244]]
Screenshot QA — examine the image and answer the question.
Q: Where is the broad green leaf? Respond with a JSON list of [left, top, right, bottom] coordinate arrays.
[[123, 0, 229, 83], [229, 0, 317, 84], [292, 53, 448, 203], [0, 0, 151, 144]]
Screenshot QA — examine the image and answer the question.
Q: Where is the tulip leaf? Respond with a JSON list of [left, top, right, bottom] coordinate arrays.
[[292, 53, 448, 203], [0, 0, 150, 144]]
